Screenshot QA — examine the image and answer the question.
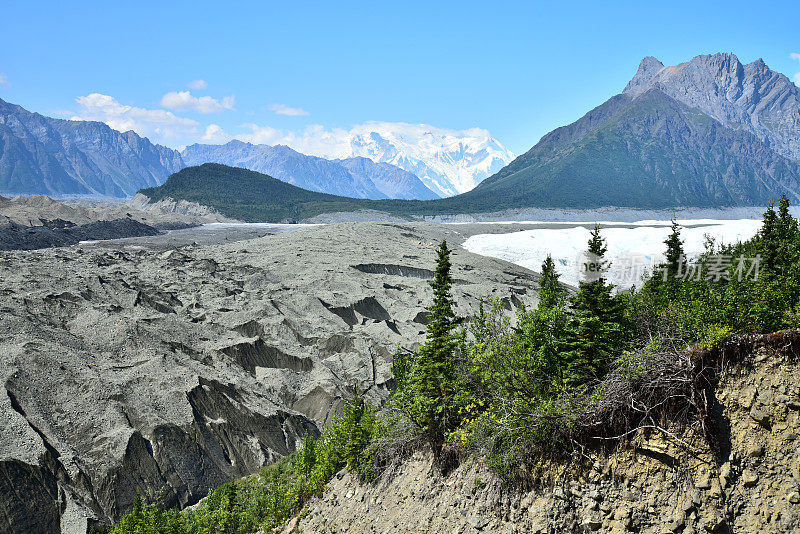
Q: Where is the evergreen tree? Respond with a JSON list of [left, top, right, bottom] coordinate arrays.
[[524, 255, 570, 384], [340, 399, 372, 477], [777, 193, 797, 239], [585, 224, 608, 282], [759, 202, 779, 272], [295, 433, 317, 478], [565, 225, 623, 380], [663, 217, 685, 280], [132, 493, 144, 517], [538, 255, 564, 309], [401, 240, 459, 467], [572, 226, 622, 324], [775, 193, 798, 271]]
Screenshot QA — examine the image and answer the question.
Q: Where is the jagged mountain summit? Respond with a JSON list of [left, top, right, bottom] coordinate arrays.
[[624, 53, 800, 162], [181, 141, 438, 200], [461, 88, 800, 209], [451, 53, 800, 210], [331, 122, 516, 197], [0, 98, 183, 197]]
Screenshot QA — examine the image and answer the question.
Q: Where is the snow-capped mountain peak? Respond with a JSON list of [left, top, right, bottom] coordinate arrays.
[[342, 122, 515, 197]]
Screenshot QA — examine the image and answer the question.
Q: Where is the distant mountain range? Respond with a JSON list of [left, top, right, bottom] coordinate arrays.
[[0, 98, 182, 197], [180, 124, 516, 199], [142, 53, 800, 220], [7, 53, 800, 211], [181, 141, 438, 200], [0, 98, 504, 201]]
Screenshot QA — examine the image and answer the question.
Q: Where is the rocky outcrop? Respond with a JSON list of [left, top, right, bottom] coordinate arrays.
[[0, 222, 541, 532], [126, 192, 237, 223], [298, 332, 800, 533]]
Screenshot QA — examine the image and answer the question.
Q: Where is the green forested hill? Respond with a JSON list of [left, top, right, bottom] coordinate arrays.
[[140, 163, 425, 222]]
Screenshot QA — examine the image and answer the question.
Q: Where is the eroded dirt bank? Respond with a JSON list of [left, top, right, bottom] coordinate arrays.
[[297, 333, 800, 534]]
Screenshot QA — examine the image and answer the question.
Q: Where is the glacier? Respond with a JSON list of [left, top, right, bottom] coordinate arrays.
[[463, 219, 764, 289]]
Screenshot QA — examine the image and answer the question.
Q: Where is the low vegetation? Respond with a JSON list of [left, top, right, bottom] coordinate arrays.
[[107, 401, 383, 534], [110, 195, 800, 532]]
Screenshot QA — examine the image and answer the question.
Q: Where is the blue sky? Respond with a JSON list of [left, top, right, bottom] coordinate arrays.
[[1, 0, 799, 154]]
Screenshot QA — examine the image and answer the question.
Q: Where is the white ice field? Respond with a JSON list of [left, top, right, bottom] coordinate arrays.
[[462, 219, 764, 289]]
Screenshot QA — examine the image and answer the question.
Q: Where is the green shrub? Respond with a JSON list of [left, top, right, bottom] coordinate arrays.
[[110, 397, 384, 534]]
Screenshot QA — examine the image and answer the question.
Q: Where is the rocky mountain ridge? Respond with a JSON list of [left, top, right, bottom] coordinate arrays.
[[623, 53, 800, 162], [0, 98, 183, 197], [464, 87, 800, 208], [458, 53, 800, 210], [0, 98, 449, 201]]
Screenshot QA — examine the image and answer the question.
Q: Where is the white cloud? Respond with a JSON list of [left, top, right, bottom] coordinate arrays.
[[791, 53, 800, 86], [269, 103, 310, 116], [160, 91, 235, 114], [236, 123, 287, 145], [0, 72, 9, 87], [200, 124, 233, 144], [229, 123, 352, 154], [224, 122, 505, 160], [73, 93, 199, 144], [187, 79, 208, 90]]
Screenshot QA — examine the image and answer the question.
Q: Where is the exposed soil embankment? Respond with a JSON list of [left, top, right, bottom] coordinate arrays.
[[297, 332, 800, 534]]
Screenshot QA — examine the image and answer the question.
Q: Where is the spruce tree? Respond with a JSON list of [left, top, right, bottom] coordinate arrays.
[[538, 254, 564, 309], [340, 399, 373, 478], [776, 194, 798, 271], [585, 224, 608, 282], [402, 240, 459, 466], [527, 255, 570, 384], [777, 193, 796, 239], [565, 225, 623, 381], [760, 202, 779, 272], [663, 218, 685, 280]]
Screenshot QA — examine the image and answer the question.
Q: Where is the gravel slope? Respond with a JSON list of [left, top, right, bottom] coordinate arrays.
[[0, 221, 541, 533]]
